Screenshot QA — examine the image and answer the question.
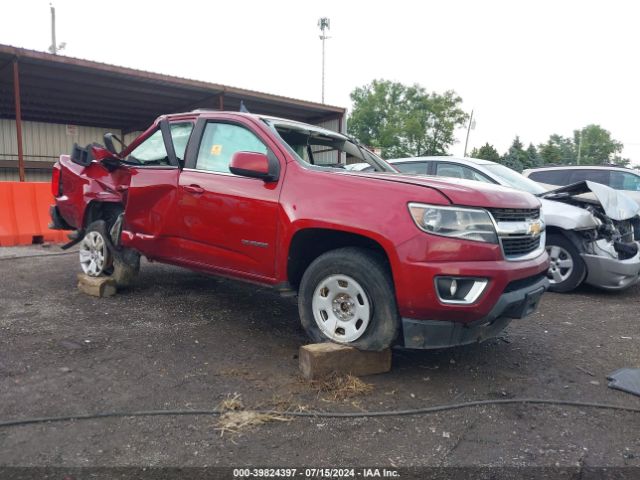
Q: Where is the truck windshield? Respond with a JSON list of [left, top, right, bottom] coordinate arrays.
[[264, 119, 395, 173]]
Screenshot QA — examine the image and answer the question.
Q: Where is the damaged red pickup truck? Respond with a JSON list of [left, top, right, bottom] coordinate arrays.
[[50, 111, 549, 350]]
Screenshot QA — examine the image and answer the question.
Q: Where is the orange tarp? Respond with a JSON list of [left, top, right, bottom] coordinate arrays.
[[0, 182, 69, 246]]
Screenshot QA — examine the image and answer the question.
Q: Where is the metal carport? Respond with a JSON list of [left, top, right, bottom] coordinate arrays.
[[0, 44, 345, 181]]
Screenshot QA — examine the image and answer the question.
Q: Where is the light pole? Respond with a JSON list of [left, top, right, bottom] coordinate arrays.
[[463, 109, 475, 157], [577, 128, 583, 165], [48, 3, 66, 55], [318, 17, 330, 104]]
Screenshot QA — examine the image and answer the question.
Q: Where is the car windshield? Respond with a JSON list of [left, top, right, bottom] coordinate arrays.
[[484, 163, 547, 194], [264, 119, 395, 173]]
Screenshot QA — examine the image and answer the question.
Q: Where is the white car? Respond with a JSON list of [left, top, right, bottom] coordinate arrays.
[[344, 162, 372, 171], [522, 165, 640, 205], [388, 156, 640, 292]]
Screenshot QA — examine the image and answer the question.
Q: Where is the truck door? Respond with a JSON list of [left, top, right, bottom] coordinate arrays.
[[176, 117, 284, 282], [121, 121, 194, 261]]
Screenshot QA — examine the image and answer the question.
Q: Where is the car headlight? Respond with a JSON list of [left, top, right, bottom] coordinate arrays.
[[408, 203, 498, 243]]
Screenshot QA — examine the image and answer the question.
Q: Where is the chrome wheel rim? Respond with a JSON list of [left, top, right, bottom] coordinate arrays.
[[546, 245, 574, 284], [79, 231, 110, 276], [311, 274, 371, 343]]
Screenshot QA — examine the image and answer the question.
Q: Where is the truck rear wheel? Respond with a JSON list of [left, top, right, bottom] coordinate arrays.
[[79, 220, 140, 287], [298, 247, 399, 351]]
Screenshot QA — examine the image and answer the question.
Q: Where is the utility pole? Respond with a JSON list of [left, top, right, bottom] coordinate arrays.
[[463, 109, 475, 157], [577, 129, 583, 165], [48, 3, 66, 55], [318, 17, 330, 104]]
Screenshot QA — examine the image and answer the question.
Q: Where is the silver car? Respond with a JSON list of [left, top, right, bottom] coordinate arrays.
[[388, 156, 640, 292], [522, 165, 640, 205]]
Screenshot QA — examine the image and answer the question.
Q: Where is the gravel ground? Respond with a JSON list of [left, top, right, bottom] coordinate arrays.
[[0, 247, 639, 472]]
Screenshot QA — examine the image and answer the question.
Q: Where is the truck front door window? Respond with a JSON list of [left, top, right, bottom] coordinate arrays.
[[196, 123, 268, 173]]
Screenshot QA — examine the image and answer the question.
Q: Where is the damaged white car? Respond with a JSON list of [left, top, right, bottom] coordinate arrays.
[[385, 157, 640, 292], [540, 180, 640, 291]]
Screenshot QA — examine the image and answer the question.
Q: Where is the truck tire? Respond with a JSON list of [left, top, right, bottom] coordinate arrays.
[[546, 233, 586, 293], [79, 220, 140, 287], [298, 247, 399, 351]]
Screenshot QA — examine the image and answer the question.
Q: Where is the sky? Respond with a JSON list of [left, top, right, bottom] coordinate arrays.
[[2, 0, 640, 164]]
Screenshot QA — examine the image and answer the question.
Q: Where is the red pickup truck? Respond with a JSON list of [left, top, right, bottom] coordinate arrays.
[[50, 111, 549, 350]]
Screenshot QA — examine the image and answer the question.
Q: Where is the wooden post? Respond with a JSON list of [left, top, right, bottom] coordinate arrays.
[[299, 343, 392, 379], [77, 274, 117, 297], [13, 58, 25, 182]]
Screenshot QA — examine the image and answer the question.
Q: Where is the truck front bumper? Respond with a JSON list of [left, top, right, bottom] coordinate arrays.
[[401, 274, 549, 349]]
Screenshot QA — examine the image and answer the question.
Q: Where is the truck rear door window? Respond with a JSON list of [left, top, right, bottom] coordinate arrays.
[[126, 122, 193, 166], [171, 123, 195, 162], [127, 130, 169, 165]]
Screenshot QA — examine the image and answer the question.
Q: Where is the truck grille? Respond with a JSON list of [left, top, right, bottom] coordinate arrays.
[[489, 208, 540, 222], [488, 208, 544, 261], [501, 235, 542, 257]]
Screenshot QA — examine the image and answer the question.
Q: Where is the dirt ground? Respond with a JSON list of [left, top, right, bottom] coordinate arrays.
[[0, 247, 639, 472]]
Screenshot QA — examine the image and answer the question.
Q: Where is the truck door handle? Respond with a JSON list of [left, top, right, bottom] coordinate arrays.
[[183, 184, 204, 194], [115, 185, 128, 192]]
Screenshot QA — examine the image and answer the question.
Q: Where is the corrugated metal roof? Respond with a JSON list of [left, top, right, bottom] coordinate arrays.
[[0, 43, 345, 132]]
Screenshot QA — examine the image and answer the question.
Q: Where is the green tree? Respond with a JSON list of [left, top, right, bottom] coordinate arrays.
[[524, 143, 542, 169], [501, 137, 528, 172], [469, 142, 501, 162], [538, 134, 576, 165], [348, 79, 468, 158], [574, 124, 628, 166], [538, 126, 628, 166]]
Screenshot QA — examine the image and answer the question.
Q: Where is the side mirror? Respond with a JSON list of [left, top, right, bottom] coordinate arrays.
[[229, 152, 278, 182], [103, 133, 127, 155]]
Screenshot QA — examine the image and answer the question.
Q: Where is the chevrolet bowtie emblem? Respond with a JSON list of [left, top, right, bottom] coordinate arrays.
[[528, 220, 542, 236]]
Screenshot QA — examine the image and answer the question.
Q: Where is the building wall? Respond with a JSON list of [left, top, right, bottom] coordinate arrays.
[[123, 131, 143, 145], [0, 119, 121, 182], [312, 117, 346, 165]]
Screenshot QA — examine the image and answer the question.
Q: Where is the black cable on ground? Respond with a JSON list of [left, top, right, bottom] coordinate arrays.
[[1, 398, 638, 428]]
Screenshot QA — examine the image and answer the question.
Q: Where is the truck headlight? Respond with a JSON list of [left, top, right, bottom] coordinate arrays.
[[408, 203, 498, 244]]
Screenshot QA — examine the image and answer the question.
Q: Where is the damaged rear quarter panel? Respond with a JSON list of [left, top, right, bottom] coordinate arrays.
[[56, 156, 129, 228]]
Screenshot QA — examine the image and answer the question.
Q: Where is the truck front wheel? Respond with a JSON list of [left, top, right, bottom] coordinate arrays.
[[298, 247, 399, 351]]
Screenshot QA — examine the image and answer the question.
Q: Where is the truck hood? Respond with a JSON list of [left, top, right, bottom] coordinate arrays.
[[541, 181, 640, 221], [354, 172, 541, 209]]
